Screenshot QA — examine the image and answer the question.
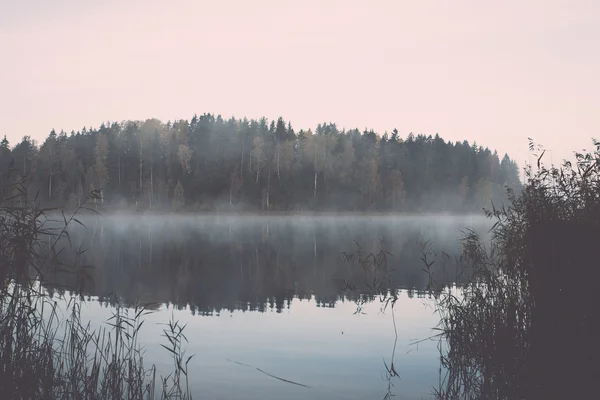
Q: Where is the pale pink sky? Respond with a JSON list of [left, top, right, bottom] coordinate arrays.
[[1, 0, 599, 168]]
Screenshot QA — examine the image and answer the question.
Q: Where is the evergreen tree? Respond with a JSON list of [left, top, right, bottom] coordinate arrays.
[[3, 115, 521, 212]]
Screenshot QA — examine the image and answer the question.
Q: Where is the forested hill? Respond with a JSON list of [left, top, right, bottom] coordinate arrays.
[[0, 114, 521, 212]]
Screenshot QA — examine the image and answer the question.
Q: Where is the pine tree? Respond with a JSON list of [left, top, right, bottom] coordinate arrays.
[[12, 114, 521, 212]]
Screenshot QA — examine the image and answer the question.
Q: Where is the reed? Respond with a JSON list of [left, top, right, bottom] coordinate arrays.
[[426, 140, 600, 399], [0, 170, 193, 399]]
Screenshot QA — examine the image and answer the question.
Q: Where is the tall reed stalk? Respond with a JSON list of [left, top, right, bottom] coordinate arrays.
[[425, 140, 600, 399], [0, 169, 193, 399]]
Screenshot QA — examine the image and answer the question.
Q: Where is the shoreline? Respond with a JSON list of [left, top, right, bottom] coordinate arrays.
[[50, 208, 486, 219]]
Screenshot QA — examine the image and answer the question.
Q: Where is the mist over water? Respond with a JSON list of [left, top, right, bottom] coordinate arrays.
[[47, 214, 490, 309], [45, 214, 490, 399]]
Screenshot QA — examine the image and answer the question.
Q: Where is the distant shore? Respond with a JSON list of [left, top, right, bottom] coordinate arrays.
[[51, 206, 486, 219]]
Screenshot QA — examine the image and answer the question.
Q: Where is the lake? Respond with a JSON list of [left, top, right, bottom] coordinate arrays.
[[44, 214, 490, 400]]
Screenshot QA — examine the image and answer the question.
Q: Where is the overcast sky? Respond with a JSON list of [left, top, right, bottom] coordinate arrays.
[[1, 0, 598, 168]]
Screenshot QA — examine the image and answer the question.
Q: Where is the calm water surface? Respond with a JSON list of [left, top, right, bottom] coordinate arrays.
[[46, 214, 490, 399]]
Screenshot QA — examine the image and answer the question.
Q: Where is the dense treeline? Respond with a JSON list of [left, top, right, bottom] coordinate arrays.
[[0, 114, 520, 211]]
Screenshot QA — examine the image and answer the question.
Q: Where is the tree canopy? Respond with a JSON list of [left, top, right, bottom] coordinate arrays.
[[0, 115, 521, 212]]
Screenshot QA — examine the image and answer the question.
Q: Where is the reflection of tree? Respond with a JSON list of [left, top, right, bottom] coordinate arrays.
[[340, 241, 404, 399], [45, 217, 481, 314]]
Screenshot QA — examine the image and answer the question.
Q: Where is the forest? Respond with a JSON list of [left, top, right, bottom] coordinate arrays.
[[0, 114, 521, 212]]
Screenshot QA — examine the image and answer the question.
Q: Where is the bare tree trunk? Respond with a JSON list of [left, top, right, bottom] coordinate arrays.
[[241, 142, 245, 177], [276, 144, 281, 186], [313, 141, 318, 197], [256, 165, 259, 183], [118, 153, 121, 190], [361, 178, 365, 205], [266, 166, 271, 209], [149, 166, 153, 209], [48, 175, 52, 200], [324, 148, 328, 199]]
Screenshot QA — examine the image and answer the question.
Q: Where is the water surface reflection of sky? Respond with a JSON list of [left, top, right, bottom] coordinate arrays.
[[69, 293, 440, 400]]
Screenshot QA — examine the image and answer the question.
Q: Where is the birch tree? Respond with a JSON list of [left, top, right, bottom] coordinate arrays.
[[252, 136, 266, 183], [94, 133, 109, 194]]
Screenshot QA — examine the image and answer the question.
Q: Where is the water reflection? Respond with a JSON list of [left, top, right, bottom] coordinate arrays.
[[63, 291, 440, 400], [46, 214, 488, 313], [43, 214, 489, 399]]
